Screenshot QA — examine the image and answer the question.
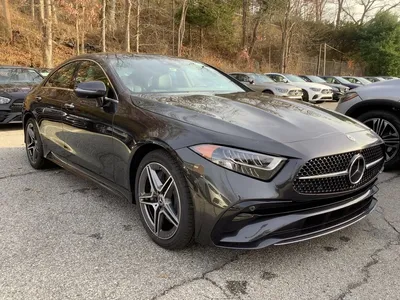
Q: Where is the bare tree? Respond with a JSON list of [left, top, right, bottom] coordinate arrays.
[[31, 0, 35, 20], [342, 0, 400, 25], [43, 0, 53, 67], [107, 0, 116, 33], [81, 4, 85, 54], [125, 0, 132, 52], [1, 0, 12, 42], [51, 0, 57, 26], [315, 0, 327, 22], [102, 0, 106, 52], [336, 0, 345, 27], [75, 1, 80, 55], [177, 0, 189, 56], [135, 0, 141, 53], [242, 0, 248, 48]]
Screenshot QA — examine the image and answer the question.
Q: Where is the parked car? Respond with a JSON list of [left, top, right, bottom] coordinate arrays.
[[364, 76, 385, 83], [320, 76, 361, 90], [299, 75, 349, 101], [381, 76, 398, 80], [0, 66, 43, 124], [342, 76, 372, 85], [24, 54, 384, 250], [229, 72, 303, 100], [336, 79, 400, 169], [265, 73, 333, 102]]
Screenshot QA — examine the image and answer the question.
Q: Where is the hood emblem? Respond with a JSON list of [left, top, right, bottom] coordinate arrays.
[[346, 134, 356, 142], [348, 154, 366, 185]]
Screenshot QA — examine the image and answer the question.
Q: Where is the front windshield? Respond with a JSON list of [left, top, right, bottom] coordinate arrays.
[[251, 74, 275, 84], [0, 68, 43, 84], [285, 74, 306, 82], [355, 77, 372, 84], [336, 76, 352, 84], [307, 75, 327, 83], [110, 57, 245, 94]]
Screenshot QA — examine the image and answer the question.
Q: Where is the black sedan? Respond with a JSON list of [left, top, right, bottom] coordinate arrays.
[[320, 76, 361, 90], [23, 54, 384, 250], [0, 66, 43, 124]]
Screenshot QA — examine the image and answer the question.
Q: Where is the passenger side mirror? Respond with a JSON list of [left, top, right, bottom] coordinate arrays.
[[74, 81, 107, 99], [249, 79, 255, 84]]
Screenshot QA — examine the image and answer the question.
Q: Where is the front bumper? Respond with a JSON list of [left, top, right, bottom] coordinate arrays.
[[0, 110, 22, 124], [311, 92, 333, 102], [211, 185, 377, 249]]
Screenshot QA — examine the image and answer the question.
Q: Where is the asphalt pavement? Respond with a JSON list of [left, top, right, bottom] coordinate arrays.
[[0, 102, 399, 300]]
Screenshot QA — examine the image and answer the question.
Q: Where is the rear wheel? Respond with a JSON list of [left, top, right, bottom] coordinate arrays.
[[263, 90, 274, 95], [25, 118, 51, 169], [358, 110, 400, 170], [135, 149, 194, 249]]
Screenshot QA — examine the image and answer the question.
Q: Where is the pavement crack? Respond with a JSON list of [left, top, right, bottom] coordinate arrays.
[[151, 251, 248, 300], [376, 207, 400, 237], [333, 241, 392, 300], [0, 170, 40, 180]]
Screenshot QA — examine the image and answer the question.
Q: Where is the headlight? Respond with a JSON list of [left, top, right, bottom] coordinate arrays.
[[190, 144, 286, 180], [310, 88, 321, 92], [275, 88, 288, 93], [0, 96, 11, 104], [341, 92, 359, 102]]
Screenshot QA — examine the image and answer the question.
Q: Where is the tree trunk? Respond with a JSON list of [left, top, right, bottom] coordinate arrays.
[[1, 0, 12, 42], [177, 0, 188, 57], [125, 0, 132, 52], [31, 0, 35, 20], [135, 0, 140, 53], [108, 0, 116, 33], [336, 0, 343, 27], [248, 14, 262, 58], [81, 5, 85, 54], [51, 0, 57, 26], [75, 2, 80, 55], [43, 0, 53, 68], [242, 0, 248, 49], [39, 0, 44, 26], [102, 0, 107, 52], [172, 0, 175, 55]]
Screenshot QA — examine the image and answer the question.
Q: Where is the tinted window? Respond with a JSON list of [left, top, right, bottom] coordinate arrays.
[[75, 61, 116, 99], [45, 62, 78, 89]]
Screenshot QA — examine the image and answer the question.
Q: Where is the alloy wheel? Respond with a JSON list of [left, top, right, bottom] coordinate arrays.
[[138, 162, 181, 240], [26, 123, 39, 163], [364, 118, 400, 161]]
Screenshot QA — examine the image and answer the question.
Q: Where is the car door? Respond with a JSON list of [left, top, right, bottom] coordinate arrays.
[[34, 62, 79, 158], [62, 60, 116, 181]]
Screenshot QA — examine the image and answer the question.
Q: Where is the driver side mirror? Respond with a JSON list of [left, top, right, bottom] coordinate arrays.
[[74, 81, 107, 99], [283, 79, 289, 83], [249, 79, 255, 85]]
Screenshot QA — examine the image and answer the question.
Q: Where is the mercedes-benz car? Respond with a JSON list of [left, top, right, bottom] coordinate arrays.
[[364, 76, 385, 83], [229, 72, 303, 100], [0, 66, 43, 124], [265, 73, 333, 103], [23, 54, 384, 250], [299, 75, 349, 101], [342, 76, 372, 86], [336, 79, 400, 169], [320, 76, 361, 90]]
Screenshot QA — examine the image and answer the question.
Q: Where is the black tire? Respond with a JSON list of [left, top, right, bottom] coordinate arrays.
[[135, 149, 194, 250], [263, 90, 274, 94], [302, 90, 309, 102], [25, 118, 51, 169], [358, 110, 400, 170]]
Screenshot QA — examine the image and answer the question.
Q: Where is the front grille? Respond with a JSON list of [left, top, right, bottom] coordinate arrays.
[[294, 145, 384, 194], [289, 90, 302, 96], [10, 99, 24, 112]]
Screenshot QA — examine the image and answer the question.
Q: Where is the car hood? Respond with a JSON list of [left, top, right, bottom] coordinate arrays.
[[133, 92, 370, 144], [252, 82, 300, 91], [287, 82, 330, 90], [323, 83, 348, 90], [0, 83, 36, 99]]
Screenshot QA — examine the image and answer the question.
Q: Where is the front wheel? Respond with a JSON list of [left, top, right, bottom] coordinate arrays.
[[135, 149, 194, 249], [358, 110, 400, 170], [302, 90, 309, 102], [25, 118, 51, 169]]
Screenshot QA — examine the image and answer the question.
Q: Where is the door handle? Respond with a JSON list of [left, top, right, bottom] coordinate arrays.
[[35, 96, 42, 102], [64, 103, 75, 110]]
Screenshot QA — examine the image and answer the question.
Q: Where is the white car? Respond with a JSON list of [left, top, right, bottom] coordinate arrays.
[[265, 73, 333, 103], [229, 72, 303, 100]]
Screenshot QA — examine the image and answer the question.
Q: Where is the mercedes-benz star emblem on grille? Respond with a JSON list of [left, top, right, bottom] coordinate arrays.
[[348, 154, 366, 185], [346, 134, 356, 142]]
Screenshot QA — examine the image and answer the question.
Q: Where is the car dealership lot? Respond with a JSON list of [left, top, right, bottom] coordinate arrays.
[[1, 102, 399, 300]]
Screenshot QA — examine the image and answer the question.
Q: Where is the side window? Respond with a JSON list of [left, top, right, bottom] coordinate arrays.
[[236, 74, 245, 82], [325, 77, 333, 83], [275, 75, 285, 83], [268, 75, 277, 82], [45, 62, 78, 89], [75, 61, 116, 99]]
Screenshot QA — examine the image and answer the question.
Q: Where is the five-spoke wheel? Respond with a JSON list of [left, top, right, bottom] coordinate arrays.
[[135, 150, 194, 249]]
